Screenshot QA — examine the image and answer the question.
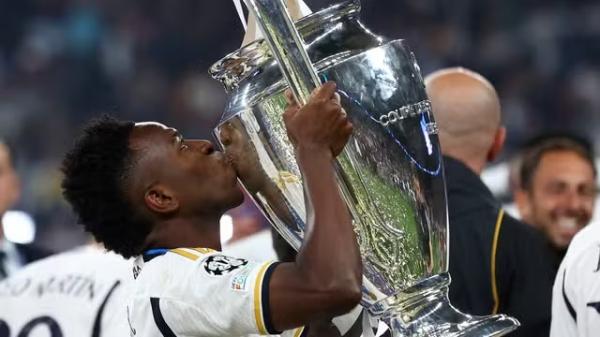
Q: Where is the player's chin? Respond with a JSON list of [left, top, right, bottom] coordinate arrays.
[[219, 184, 244, 210], [231, 186, 245, 206]]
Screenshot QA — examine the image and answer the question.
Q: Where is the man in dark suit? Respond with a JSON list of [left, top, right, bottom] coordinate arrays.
[[425, 68, 556, 337], [0, 140, 50, 280]]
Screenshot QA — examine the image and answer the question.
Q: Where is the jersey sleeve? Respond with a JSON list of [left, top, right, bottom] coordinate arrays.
[[135, 249, 281, 337], [280, 326, 307, 337], [568, 244, 600, 337], [551, 242, 600, 337]]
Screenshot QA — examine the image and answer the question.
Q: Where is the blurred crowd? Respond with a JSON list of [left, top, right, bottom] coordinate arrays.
[[1, 0, 599, 251]]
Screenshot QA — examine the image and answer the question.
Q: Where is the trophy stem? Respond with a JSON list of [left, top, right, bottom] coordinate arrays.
[[242, 0, 321, 104], [381, 273, 519, 337]]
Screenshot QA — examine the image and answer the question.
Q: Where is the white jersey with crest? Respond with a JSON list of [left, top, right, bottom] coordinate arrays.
[[127, 247, 307, 337], [0, 245, 131, 337], [551, 224, 600, 337]]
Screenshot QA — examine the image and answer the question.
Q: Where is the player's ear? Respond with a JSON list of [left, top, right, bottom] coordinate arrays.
[[144, 183, 179, 214], [487, 127, 506, 163]]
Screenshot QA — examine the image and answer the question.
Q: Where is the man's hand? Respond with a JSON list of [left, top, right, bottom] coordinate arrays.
[[268, 82, 361, 332], [283, 82, 353, 157]]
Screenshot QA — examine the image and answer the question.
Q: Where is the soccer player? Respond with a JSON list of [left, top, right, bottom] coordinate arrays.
[[61, 82, 362, 336], [0, 244, 131, 337], [550, 223, 600, 337]]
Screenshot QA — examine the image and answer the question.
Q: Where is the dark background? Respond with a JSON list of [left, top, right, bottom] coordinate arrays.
[[1, 0, 598, 250]]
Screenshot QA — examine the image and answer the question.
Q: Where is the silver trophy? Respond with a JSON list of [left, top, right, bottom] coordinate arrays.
[[210, 1, 519, 336]]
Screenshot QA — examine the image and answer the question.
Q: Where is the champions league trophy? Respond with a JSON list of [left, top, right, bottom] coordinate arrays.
[[210, 1, 519, 336]]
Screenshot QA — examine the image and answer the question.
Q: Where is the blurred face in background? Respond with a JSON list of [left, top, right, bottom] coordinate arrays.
[[516, 150, 597, 250], [0, 143, 20, 216]]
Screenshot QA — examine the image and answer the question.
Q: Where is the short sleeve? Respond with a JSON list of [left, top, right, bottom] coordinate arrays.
[[280, 326, 307, 337], [131, 249, 281, 337]]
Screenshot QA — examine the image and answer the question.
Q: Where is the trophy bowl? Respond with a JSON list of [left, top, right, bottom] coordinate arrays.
[[211, 1, 519, 336]]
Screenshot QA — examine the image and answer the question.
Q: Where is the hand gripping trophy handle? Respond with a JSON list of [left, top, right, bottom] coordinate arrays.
[[222, 0, 520, 335]]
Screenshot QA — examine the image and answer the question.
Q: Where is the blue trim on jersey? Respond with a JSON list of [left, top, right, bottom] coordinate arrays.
[[143, 248, 169, 262]]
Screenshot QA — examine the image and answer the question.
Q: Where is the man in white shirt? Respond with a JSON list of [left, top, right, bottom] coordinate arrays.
[[61, 83, 362, 337], [0, 245, 131, 337], [550, 223, 600, 337]]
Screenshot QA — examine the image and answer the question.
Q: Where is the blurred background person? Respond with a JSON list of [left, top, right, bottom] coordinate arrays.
[[0, 242, 131, 337], [228, 203, 268, 242], [514, 134, 597, 271], [222, 198, 278, 262], [0, 140, 50, 280], [426, 67, 555, 337]]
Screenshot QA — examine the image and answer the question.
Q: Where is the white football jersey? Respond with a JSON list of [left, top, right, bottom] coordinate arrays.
[[0, 245, 131, 337], [127, 247, 308, 337], [551, 224, 600, 337]]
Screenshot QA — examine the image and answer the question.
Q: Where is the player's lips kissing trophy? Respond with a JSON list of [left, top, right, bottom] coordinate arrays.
[[210, 0, 519, 336]]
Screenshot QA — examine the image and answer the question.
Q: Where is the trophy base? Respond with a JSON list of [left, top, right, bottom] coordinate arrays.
[[381, 273, 519, 337]]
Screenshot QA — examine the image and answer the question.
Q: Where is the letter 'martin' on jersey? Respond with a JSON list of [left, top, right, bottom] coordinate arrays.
[[0, 246, 131, 337]]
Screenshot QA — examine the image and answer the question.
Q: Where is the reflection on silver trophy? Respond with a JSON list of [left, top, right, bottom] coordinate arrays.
[[210, 0, 519, 336]]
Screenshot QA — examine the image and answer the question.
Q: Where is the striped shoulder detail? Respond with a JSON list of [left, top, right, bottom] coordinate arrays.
[[169, 248, 202, 261], [292, 326, 307, 337], [191, 247, 217, 255], [490, 208, 505, 314], [253, 261, 281, 335]]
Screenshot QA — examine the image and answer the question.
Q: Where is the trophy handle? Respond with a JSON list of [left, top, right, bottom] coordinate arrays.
[[242, 0, 322, 105]]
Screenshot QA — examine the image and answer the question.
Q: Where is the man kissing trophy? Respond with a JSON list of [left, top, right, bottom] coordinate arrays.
[[210, 0, 520, 336]]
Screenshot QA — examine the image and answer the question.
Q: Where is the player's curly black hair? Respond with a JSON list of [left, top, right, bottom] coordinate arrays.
[[61, 115, 153, 258]]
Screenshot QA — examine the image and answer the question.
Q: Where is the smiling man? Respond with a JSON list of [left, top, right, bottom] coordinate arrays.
[[61, 82, 362, 337], [515, 135, 597, 269]]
